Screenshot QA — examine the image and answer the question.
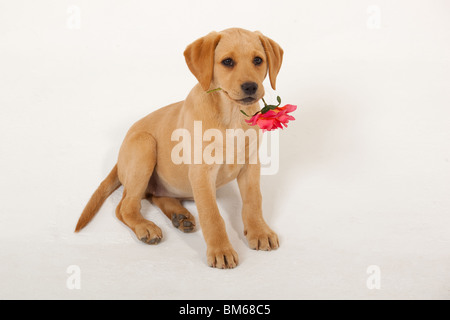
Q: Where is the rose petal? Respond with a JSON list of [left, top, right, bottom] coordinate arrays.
[[244, 102, 298, 131], [258, 119, 275, 130], [281, 104, 297, 113]]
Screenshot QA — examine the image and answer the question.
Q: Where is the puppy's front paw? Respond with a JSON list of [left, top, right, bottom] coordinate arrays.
[[207, 246, 239, 269], [245, 227, 279, 251]]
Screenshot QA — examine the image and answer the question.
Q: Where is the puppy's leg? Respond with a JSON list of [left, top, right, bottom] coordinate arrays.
[[150, 196, 195, 233], [116, 132, 162, 244], [189, 165, 238, 269], [237, 163, 279, 250]]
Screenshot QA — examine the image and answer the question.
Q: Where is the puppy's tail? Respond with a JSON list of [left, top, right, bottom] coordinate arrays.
[[75, 165, 121, 232]]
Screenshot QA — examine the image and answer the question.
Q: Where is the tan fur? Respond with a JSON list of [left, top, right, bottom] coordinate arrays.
[[75, 165, 121, 232], [75, 28, 283, 268]]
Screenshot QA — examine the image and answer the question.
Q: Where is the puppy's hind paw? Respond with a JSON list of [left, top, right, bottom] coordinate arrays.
[[171, 213, 196, 233], [135, 221, 163, 245]]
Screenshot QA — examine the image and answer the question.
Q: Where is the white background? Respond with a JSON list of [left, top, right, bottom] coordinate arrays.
[[1, 0, 449, 299]]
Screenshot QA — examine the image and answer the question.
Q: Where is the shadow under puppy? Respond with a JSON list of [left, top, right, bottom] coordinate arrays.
[[75, 28, 284, 269]]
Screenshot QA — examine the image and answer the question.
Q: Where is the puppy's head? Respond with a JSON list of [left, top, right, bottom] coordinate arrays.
[[184, 28, 283, 106]]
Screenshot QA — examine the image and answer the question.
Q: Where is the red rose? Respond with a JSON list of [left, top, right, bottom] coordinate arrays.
[[206, 89, 298, 132], [245, 104, 297, 131]]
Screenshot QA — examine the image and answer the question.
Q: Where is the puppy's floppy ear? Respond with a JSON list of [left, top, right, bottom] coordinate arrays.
[[184, 31, 221, 91], [256, 32, 284, 90]]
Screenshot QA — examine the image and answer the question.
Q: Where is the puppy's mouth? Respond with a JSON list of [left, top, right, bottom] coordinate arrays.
[[237, 97, 257, 105], [219, 88, 260, 106]]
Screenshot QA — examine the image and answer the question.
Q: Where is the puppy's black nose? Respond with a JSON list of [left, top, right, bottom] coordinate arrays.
[[241, 82, 258, 95]]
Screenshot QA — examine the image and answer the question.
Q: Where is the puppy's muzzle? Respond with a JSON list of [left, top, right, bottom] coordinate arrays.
[[239, 82, 259, 104], [241, 82, 258, 96]]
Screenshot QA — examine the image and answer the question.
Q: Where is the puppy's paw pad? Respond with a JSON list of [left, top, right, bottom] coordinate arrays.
[[171, 213, 196, 233]]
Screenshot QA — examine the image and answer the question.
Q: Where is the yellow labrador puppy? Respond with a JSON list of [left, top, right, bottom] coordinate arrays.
[[75, 28, 283, 268]]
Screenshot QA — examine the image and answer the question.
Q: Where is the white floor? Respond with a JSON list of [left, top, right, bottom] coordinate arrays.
[[1, 1, 449, 300]]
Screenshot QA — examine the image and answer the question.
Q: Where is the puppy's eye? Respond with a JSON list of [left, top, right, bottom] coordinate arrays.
[[222, 58, 234, 67], [253, 57, 263, 66]]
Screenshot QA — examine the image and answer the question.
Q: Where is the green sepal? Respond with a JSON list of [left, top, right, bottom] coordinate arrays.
[[240, 110, 250, 117]]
